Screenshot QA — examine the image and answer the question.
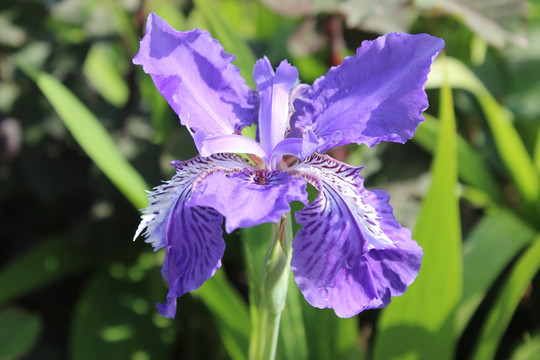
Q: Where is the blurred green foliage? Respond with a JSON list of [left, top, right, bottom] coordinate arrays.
[[1, 0, 539, 359]]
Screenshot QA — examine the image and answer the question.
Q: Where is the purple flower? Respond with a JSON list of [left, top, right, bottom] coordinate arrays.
[[133, 13, 444, 319]]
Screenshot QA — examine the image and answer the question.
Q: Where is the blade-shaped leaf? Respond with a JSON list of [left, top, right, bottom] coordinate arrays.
[[457, 209, 536, 335], [300, 301, 363, 360], [17, 64, 149, 210], [192, 271, 251, 360], [535, 128, 540, 173], [427, 57, 540, 218], [471, 234, 540, 360], [414, 114, 503, 204], [374, 65, 462, 360], [83, 42, 129, 107]]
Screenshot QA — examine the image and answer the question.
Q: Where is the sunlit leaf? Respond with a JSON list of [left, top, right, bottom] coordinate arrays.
[[374, 64, 462, 360], [471, 234, 540, 360], [83, 43, 129, 107], [414, 114, 503, 204], [0, 308, 41, 359], [457, 209, 536, 335], [428, 57, 540, 218], [17, 64, 149, 210], [535, 128, 540, 174]]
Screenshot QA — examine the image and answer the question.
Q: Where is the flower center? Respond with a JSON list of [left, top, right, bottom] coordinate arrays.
[[253, 170, 269, 185]]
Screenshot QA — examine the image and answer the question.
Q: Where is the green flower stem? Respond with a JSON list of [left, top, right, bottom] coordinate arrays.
[[250, 214, 293, 360]]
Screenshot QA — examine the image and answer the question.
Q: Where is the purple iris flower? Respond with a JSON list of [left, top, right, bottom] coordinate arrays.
[[133, 13, 444, 319]]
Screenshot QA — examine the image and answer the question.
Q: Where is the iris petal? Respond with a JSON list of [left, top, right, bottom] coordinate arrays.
[[188, 169, 308, 233], [134, 154, 251, 318], [253, 58, 299, 162], [195, 133, 268, 163], [133, 13, 255, 143], [289, 154, 422, 317], [293, 33, 445, 152]]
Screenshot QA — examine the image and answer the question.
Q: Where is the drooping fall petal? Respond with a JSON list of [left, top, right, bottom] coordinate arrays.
[[290, 154, 422, 317], [189, 169, 308, 233], [134, 154, 251, 318]]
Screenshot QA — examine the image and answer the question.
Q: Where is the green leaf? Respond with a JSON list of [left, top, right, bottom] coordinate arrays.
[[192, 0, 257, 86], [414, 114, 503, 204], [83, 42, 129, 107], [0, 308, 41, 359], [300, 303, 362, 360], [471, 234, 540, 360], [192, 271, 251, 360], [457, 209, 536, 335], [427, 57, 540, 217], [0, 236, 94, 306], [17, 65, 149, 209], [374, 64, 462, 360], [535, 128, 540, 174]]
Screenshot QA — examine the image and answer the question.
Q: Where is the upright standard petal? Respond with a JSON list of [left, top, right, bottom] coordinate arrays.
[[188, 169, 308, 233], [133, 13, 255, 140], [253, 57, 299, 159], [289, 154, 422, 317], [293, 33, 445, 152], [134, 154, 250, 318]]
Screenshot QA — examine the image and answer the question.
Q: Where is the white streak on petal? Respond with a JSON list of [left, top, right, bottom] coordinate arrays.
[[134, 153, 253, 249]]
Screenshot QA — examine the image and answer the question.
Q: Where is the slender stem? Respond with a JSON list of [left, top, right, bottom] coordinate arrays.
[[250, 214, 293, 360], [261, 310, 281, 360]]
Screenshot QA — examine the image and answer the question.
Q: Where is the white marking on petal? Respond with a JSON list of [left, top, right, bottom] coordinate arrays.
[[289, 153, 395, 250], [134, 153, 253, 249]]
